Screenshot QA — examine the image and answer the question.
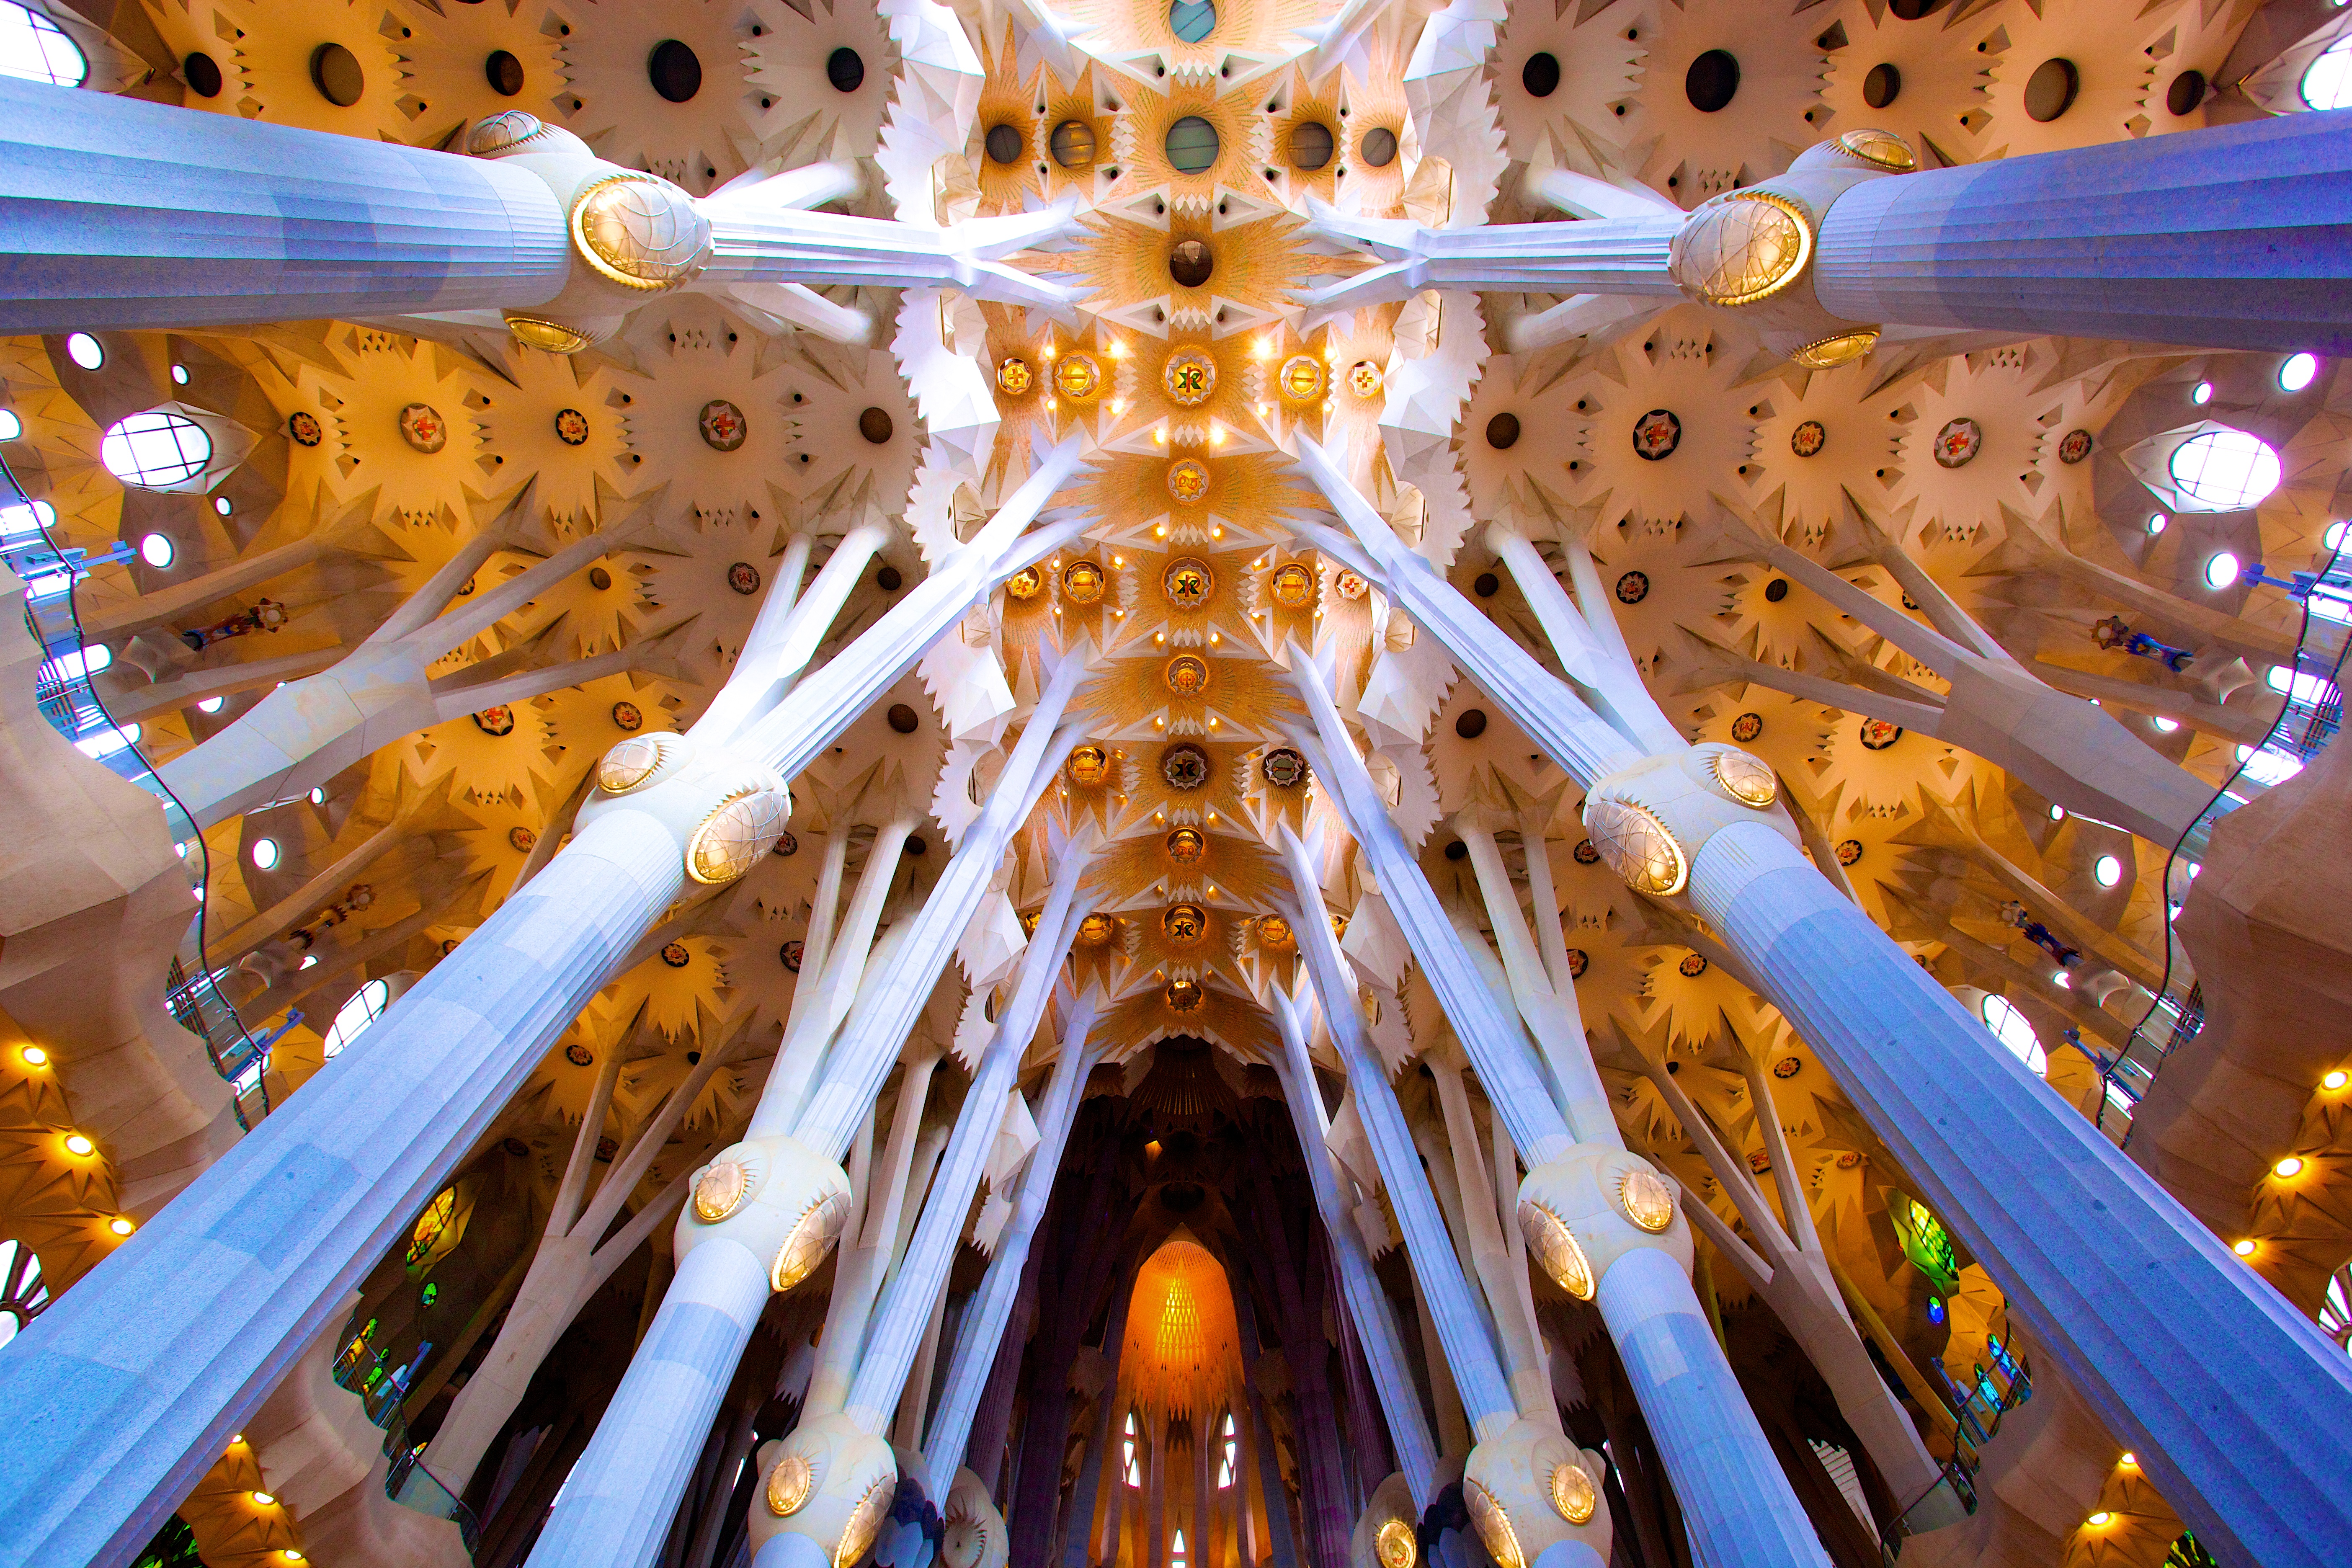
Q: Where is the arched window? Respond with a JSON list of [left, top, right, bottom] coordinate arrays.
[[1216, 1411, 1237, 1487], [2303, 35, 2352, 111], [322, 977, 390, 1058], [101, 410, 214, 490], [2168, 428, 2281, 511], [0, 3, 87, 87], [1980, 994, 2048, 1077], [1122, 1411, 1142, 1487], [0, 1237, 51, 1350]]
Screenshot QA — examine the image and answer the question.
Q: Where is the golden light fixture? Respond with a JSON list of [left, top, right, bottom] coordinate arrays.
[[2274, 1155, 2306, 1178], [1710, 749, 1779, 807], [1550, 1462, 1597, 1524], [1279, 354, 1326, 403], [2232, 1239, 2258, 1257], [1836, 127, 1917, 170], [1004, 565, 1043, 599], [1790, 330, 1878, 369], [1063, 560, 1106, 603], [997, 357, 1035, 395], [1166, 459, 1210, 503], [1166, 828, 1207, 864], [1055, 353, 1102, 400], [771, 1187, 852, 1291], [108, 1216, 134, 1236], [1270, 562, 1315, 608], [1163, 903, 1207, 944], [1375, 1519, 1418, 1568], [1258, 915, 1295, 949], [63, 1132, 94, 1157], [1078, 913, 1117, 946], [1618, 1170, 1676, 1233], [694, 1158, 751, 1222], [20, 1045, 46, 1067], [1067, 745, 1110, 787], [1165, 654, 1210, 697], [1517, 1200, 1595, 1299], [251, 1491, 276, 1508], [2326, 1069, 2349, 1090], [1669, 190, 1815, 307], [1166, 978, 1205, 1012], [1347, 360, 1385, 398], [2085, 1513, 2114, 1528], [766, 1453, 814, 1516]]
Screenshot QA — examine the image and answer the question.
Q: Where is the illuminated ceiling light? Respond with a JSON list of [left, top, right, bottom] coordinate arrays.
[[2274, 1155, 2306, 1178], [108, 1216, 134, 1236], [2118, 1453, 2137, 1467], [21, 1045, 46, 1067], [2085, 1511, 2113, 1527], [2324, 1069, 2349, 1090], [63, 1131, 95, 1156], [252, 1491, 276, 1507], [2231, 1238, 2257, 1257]]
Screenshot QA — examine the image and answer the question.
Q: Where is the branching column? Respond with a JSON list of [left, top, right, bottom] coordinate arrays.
[[1297, 436, 2352, 1568]]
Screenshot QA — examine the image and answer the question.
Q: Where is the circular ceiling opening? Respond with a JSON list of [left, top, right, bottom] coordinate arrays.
[[826, 47, 864, 93], [887, 704, 920, 734], [1863, 62, 1901, 109], [1290, 121, 1334, 171], [2024, 58, 2079, 122], [1360, 126, 1398, 167], [1485, 412, 1521, 449], [1051, 120, 1096, 168], [184, 51, 222, 98], [985, 124, 1024, 164], [2166, 70, 2207, 117], [1168, 239, 1214, 287], [1523, 53, 1560, 98], [1166, 115, 1220, 174], [1170, 0, 1215, 43], [1686, 50, 1740, 113], [485, 49, 524, 97], [1455, 709, 1488, 739], [310, 43, 364, 107], [648, 39, 701, 102], [859, 408, 894, 444]]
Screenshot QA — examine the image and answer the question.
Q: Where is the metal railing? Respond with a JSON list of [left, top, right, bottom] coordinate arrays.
[[1880, 1344, 2032, 1560], [1, 456, 276, 1127], [333, 1318, 482, 1554], [2091, 545, 2352, 1137]]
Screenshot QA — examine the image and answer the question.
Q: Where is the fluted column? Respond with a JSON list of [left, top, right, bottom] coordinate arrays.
[[1813, 107, 2352, 352], [525, 712, 1088, 1568], [920, 1026, 1102, 1490], [1264, 991, 1441, 1509], [1284, 682, 1826, 1568], [0, 77, 567, 330], [1302, 425, 2352, 1568], [842, 884, 1099, 1434]]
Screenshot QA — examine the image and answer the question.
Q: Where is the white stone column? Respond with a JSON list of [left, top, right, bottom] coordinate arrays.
[[0, 77, 568, 331], [0, 473, 1074, 1568], [1263, 988, 1441, 1511], [1284, 671, 1829, 1568], [919, 1025, 1102, 1492]]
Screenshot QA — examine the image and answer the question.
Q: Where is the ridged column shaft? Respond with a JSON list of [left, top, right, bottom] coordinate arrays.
[[0, 77, 567, 330]]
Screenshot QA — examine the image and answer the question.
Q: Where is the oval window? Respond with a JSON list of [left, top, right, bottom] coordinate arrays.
[[2169, 429, 2280, 511], [102, 410, 214, 489]]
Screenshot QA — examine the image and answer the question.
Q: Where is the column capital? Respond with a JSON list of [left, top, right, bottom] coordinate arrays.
[[577, 732, 792, 888], [1579, 746, 1796, 907], [1463, 1420, 1612, 1568]]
